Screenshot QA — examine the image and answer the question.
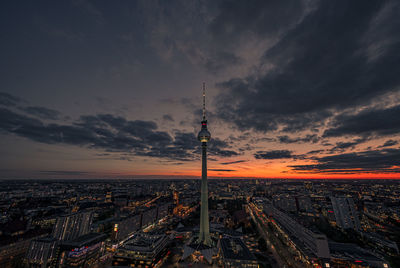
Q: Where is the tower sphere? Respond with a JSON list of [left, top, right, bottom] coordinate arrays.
[[198, 128, 211, 142]]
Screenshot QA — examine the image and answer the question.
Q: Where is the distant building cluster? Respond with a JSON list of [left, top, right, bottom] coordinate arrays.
[[0, 179, 398, 267]]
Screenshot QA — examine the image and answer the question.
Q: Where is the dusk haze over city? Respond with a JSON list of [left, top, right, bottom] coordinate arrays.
[[1, 1, 400, 268]]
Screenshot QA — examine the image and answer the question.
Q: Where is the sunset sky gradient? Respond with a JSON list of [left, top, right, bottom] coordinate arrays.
[[1, 0, 400, 179]]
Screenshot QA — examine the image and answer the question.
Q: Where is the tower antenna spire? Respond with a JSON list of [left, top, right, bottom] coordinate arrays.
[[202, 82, 206, 120]]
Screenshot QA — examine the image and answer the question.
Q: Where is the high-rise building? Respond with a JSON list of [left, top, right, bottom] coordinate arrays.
[[52, 211, 93, 241], [331, 197, 361, 231], [197, 83, 212, 246]]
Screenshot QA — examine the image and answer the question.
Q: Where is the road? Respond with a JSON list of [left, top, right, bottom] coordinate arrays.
[[248, 203, 305, 268], [248, 203, 288, 268]]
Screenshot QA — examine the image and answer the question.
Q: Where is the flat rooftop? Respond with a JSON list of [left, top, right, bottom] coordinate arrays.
[[329, 242, 382, 262], [123, 233, 167, 251], [220, 238, 256, 261], [62, 233, 106, 247]]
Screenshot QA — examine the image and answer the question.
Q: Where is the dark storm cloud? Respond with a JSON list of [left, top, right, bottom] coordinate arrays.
[[324, 105, 400, 137], [209, 169, 236, 172], [134, 131, 239, 160], [0, 92, 22, 107], [254, 150, 293, 159], [0, 107, 237, 161], [208, 138, 239, 157], [305, 150, 325, 155], [278, 134, 320, 144], [220, 160, 247, 165], [215, 0, 400, 133], [209, 0, 306, 44], [19, 106, 61, 120], [0, 108, 43, 134], [327, 137, 369, 153], [379, 139, 398, 148], [138, 131, 196, 161], [290, 148, 400, 174]]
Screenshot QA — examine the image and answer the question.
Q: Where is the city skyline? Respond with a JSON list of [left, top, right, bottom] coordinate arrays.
[[1, 0, 400, 179]]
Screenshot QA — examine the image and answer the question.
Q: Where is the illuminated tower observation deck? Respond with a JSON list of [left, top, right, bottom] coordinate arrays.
[[197, 83, 212, 246]]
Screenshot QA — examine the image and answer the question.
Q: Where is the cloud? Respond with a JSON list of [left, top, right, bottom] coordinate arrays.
[[209, 0, 309, 46], [0, 92, 22, 107], [209, 169, 236, 172], [162, 114, 174, 121], [289, 148, 400, 174], [72, 0, 105, 25], [220, 160, 247, 165], [305, 149, 325, 155], [40, 170, 90, 176], [208, 138, 239, 157], [19, 106, 61, 120], [278, 134, 320, 144], [205, 51, 242, 73], [0, 107, 238, 162], [215, 1, 400, 133], [324, 105, 400, 137], [327, 137, 369, 153], [138, 0, 311, 74], [254, 150, 293, 159], [0, 107, 43, 134], [378, 139, 398, 148]]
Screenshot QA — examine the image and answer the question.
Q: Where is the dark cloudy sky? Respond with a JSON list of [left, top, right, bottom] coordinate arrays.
[[1, 0, 400, 178]]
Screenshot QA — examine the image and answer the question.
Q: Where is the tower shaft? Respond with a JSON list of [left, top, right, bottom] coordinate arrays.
[[197, 83, 212, 246], [199, 142, 212, 245]]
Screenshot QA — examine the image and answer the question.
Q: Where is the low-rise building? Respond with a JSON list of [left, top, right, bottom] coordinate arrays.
[[218, 237, 258, 268], [329, 242, 390, 268], [112, 232, 169, 267], [57, 233, 106, 267]]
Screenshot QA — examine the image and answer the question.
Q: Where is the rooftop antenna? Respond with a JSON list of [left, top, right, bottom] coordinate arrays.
[[202, 82, 206, 120]]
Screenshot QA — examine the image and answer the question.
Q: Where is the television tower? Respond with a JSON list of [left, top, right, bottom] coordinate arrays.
[[197, 83, 212, 246]]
